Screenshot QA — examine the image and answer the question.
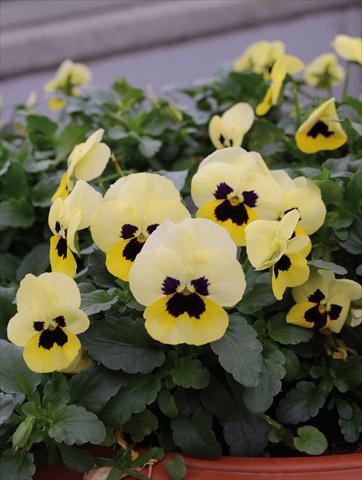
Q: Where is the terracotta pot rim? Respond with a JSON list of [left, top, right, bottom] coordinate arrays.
[[182, 452, 362, 473]]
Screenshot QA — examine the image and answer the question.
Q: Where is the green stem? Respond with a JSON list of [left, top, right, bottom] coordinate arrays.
[[292, 82, 301, 128], [342, 62, 351, 99], [111, 153, 123, 177]]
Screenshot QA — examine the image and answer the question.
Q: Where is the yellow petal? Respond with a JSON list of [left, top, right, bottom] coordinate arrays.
[[50, 306, 89, 335], [144, 295, 229, 345], [272, 253, 309, 300], [50, 235, 77, 278], [7, 311, 41, 346], [47, 98, 66, 111], [23, 327, 81, 373], [209, 116, 225, 149], [285, 55, 304, 75], [295, 98, 347, 154], [72, 143, 111, 182], [283, 188, 326, 234], [325, 294, 350, 333], [256, 87, 273, 116], [52, 173, 70, 202], [286, 302, 317, 329], [304, 53, 344, 88], [48, 197, 65, 235], [106, 238, 143, 281], [245, 218, 282, 269], [292, 269, 334, 304], [332, 35, 362, 64], [64, 180, 102, 230]]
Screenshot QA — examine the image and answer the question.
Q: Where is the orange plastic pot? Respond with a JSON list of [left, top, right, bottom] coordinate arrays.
[[34, 451, 362, 480]]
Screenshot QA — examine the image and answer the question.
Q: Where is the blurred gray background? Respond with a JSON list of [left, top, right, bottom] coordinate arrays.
[[1, 0, 362, 113]]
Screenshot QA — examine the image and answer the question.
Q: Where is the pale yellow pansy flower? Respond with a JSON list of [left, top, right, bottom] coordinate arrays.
[[332, 35, 362, 64], [234, 40, 285, 78], [49, 180, 102, 277], [256, 53, 304, 116], [304, 53, 345, 89], [129, 218, 246, 345], [52, 129, 111, 202], [7, 272, 89, 373], [295, 98, 347, 154], [245, 210, 310, 300], [90, 173, 190, 282], [44, 59, 92, 111], [191, 147, 283, 246], [208, 103, 254, 149], [271, 170, 326, 235], [287, 269, 361, 333]]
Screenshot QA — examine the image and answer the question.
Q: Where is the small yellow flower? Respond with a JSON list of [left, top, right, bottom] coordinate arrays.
[[91, 173, 190, 281], [332, 35, 362, 64], [52, 129, 111, 201], [295, 98, 347, 154], [271, 170, 326, 235], [234, 41, 285, 78], [209, 103, 254, 149], [191, 147, 283, 246], [256, 54, 304, 116], [129, 218, 246, 345], [7, 272, 90, 373], [287, 269, 361, 333], [304, 53, 345, 89], [49, 181, 102, 277], [44, 60, 92, 95], [245, 210, 310, 300]]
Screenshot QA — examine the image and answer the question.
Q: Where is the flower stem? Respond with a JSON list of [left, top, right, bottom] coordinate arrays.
[[342, 62, 351, 99], [111, 153, 123, 177], [292, 81, 301, 128]]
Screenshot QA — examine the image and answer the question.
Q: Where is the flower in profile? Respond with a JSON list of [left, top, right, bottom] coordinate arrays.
[[332, 35, 362, 64], [256, 53, 304, 116], [304, 53, 344, 90], [287, 269, 361, 333], [208, 103, 254, 149], [129, 218, 246, 345], [52, 129, 111, 202], [295, 98, 347, 154], [7, 272, 89, 373], [191, 147, 283, 246], [91, 173, 190, 281], [44, 59, 91, 111], [234, 40, 285, 78], [245, 209, 310, 300], [272, 170, 326, 236], [49, 180, 102, 277]]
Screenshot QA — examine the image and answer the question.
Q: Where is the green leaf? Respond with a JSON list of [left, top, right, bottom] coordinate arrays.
[[58, 444, 95, 473], [210, 315, 263, 387], [49, 404, 106, 445], [27, 114, 57, 150], [69, 364, 127, 413], [16, 243, 49, 281], [268, 314, 313, 345], [0, 340, 41, 396], [293, 426, 328, 455], [236, 280, 275, 314], [0, 393, 17, 424], [43, 374, 70, 409], [112, 77, 145, 111], [313, 169, 343, 205], [221, 406, 269, 456], [1, 163, 28, 199], [82, 316, 165, 374], [200, 376, 235, 420], [0, 255, 20, 283], [0, 286, 17, 335], [123, 409, 159, 442], [158, 389, 179, 418], [331, 356, 362, 392], [55, 123, 90, 162], [171, 409, 221, 459], [281, 348, 302, 381], [80, 289, 118, 315], [308, 259, 347, 275], [88, 250, 116, 288], [338, 404, 362, 442], [276, 381, 326, 424], [243, 345, 285, 413], [101, 374, 161, 425], [171, 357, 210, 389], [31, 175, 61, 207], [0, 450, 35, 480], [139, 137, 162, 158], [165, 455, 187, 480], [0, 199, 35, 228]]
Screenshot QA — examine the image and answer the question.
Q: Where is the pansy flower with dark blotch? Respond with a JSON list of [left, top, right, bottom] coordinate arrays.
[[295, 98, 347, 154], [233, 40, 285, 79], [245, 209, 311, 300], [304, 53, 344, 90], [191, 147, 283, 246], [52, 129, 110, 202], [287, 269, 361, 333], [49, 180, 102, 277], [271, 169, 326, 255], [208, 103, 254, 149], [7, 273, 89, 373], [129, 218, 245, 345], [90, 173, 190, 282]]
